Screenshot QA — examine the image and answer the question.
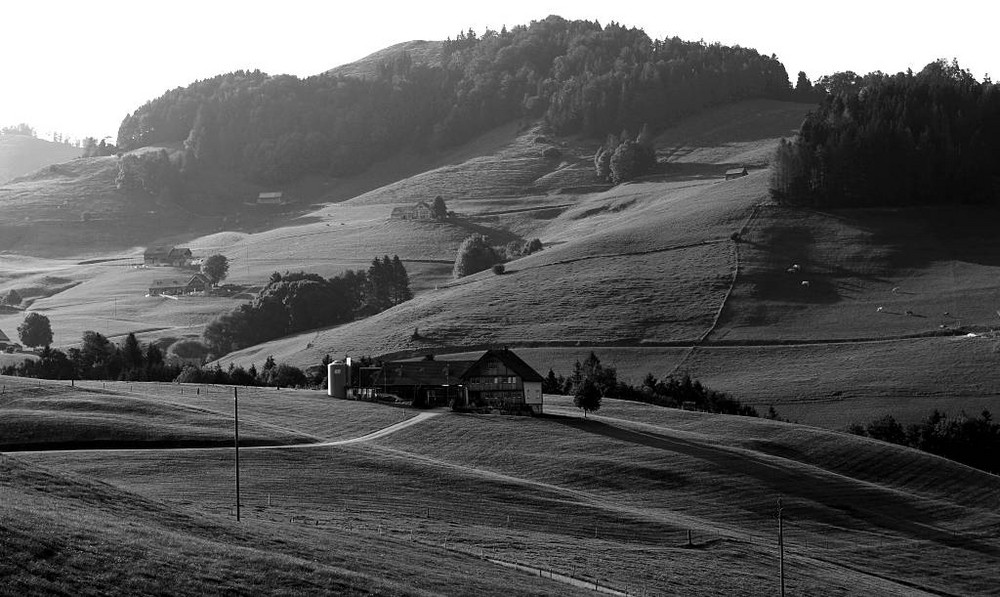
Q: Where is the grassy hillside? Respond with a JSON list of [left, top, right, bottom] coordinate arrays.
[[10, 389, 998, 595], [0, 134, 81, 183], [325, 40, 445, 79]]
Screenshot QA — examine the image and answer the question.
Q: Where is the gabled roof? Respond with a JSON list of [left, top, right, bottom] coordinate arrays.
[[150, 274, 209, 289], [168, 247, 192, 258], [725, 167, 748, 176], [144, 245, 173, 258], [461, 349, 544, 383], [0, 328, 10, 343], [372, 360, 476, 386]]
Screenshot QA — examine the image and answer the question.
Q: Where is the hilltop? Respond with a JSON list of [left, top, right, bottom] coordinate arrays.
[[0, 134, 80, 183]]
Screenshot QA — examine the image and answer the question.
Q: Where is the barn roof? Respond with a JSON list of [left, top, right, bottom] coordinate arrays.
[[259, 191, 283, 199], [725, 167, 748, 176], [462, 349, 544, 383], [0, 328, 10, 343], [371, 360, 476, 386]]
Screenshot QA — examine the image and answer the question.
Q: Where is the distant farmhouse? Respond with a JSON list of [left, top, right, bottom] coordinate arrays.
[[144, 246, 193, 268], [390, 200, 434, 221], [333, 348, 545, 415], [257, 191, 285, 205], [725, 166, 749, 180], [148, 273, 211, 296], [0, 328, 13, 350]]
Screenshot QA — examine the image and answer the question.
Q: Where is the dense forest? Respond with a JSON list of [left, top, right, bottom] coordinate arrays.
[[117, 16, 791, 187], [771, 60, 1000, 207]]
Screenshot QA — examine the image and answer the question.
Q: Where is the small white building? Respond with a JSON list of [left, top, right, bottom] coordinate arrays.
[[257, 191, 285, 205]]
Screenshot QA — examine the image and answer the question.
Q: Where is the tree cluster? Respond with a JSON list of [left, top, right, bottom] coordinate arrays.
[[849, 410, 1000, 474], [116, 149, 181, 197], [543, 352, 758, 417], [771, 60, 1000, 207], [453, 235, 544, 278], [173, 355, 312, 388], [81, 137, 118, 157], [594, 125, 656, 183], [1, 123, 36, 137], [203, 257, 411, 356], [0, 331, 176, 382], [116, 17, 790, 189]]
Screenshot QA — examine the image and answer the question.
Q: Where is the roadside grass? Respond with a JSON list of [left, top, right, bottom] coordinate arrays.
[[17, 397, 1000, 596]]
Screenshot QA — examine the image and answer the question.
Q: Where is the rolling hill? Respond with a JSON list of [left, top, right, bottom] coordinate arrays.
[[3, 380, 998, 595], [0, 134, 81, 183]]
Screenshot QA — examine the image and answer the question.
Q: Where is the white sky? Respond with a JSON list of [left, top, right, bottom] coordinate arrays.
[[2, 0, 996, 141]]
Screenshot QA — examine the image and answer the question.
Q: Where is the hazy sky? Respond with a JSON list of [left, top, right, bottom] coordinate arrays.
[[2, 1, 995, 141]]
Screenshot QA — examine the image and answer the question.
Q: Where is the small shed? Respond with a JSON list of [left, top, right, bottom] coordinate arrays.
[[725, 167, 749, 180], [257, 191, 285, 205]]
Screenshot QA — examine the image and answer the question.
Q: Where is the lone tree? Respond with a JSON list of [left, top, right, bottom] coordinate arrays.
[[453, 234, 499, 279], [431, 195, 448, 220], [18, 312, 53, 348], [3, 288, 22, 306], [574, 377, 602, 418], [201, 254, 230, 285]]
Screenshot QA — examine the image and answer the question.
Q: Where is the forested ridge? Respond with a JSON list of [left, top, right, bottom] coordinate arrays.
[[772, 60, 1000, 207], [117, 15, 791, 187]]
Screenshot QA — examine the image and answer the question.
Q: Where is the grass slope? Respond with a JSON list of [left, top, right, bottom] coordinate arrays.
[[14, 393, 999, 596]]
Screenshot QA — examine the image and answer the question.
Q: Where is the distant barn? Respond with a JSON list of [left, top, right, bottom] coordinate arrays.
[[459, 349, 545, 415], [148, 273, 211, 296], [725, 167, 749, 180], [0, 328, 13, 350], [390, 200, 434, 221], [144, 246, 193, 267], [257, 191, 285, 205]]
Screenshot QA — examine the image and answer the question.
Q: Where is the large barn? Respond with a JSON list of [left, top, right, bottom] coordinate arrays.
[[333, 348, 545, 414]]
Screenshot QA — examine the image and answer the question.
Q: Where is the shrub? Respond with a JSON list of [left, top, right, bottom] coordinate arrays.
[[492, 264, 505, 275]]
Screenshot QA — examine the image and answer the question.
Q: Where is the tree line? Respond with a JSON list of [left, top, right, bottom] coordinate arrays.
[[116, 16, 791, 189], [203, 256, 411, 356], [771, 59, 1000, 207], [849, 410, 1000, 474]]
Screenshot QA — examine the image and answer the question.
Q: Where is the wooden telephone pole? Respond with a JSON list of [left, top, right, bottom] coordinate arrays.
[[777, 498, 785, 597], [234, 387, 241, 522]]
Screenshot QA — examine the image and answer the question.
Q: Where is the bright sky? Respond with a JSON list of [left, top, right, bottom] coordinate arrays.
[[2, 1, 995, 142]]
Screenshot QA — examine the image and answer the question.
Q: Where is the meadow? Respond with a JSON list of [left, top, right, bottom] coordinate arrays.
[[5, 381, 998, 595]]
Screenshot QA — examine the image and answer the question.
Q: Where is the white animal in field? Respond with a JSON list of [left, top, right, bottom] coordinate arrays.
[[876, 306, 884, 312], [892, 287, 900, 294], [801, 280, 810, 287]]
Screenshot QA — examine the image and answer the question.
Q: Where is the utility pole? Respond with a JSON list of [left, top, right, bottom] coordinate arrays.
[[777, 498, 785, 597], [234, 387, 241, 522]]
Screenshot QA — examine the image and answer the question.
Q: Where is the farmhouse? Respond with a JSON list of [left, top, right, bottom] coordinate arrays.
[[148, 273, 211, 296], [144, 246, 193, 267], [725, 166, 749, 180], [257, 191, 285, 205], [0, 328, 13, 350], [338, 348, 545, 414], [390, 200, 434, 221], [459, 349, 545, 414]]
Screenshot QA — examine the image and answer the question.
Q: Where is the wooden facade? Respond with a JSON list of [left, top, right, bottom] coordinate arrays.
[[144, 246, 193, 267], [459, 349, 544, 415], [390, 201, 434, 221]]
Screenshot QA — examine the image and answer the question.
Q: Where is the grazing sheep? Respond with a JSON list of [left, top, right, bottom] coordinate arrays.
[[892, 287, 900, 294], [801, 280, 810, 287], [905, 309, 914, 316], [876, 306, 884, 312]]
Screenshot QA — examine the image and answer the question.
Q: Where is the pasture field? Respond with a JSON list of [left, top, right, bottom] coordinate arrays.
[[8, 388, 999, 595]]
